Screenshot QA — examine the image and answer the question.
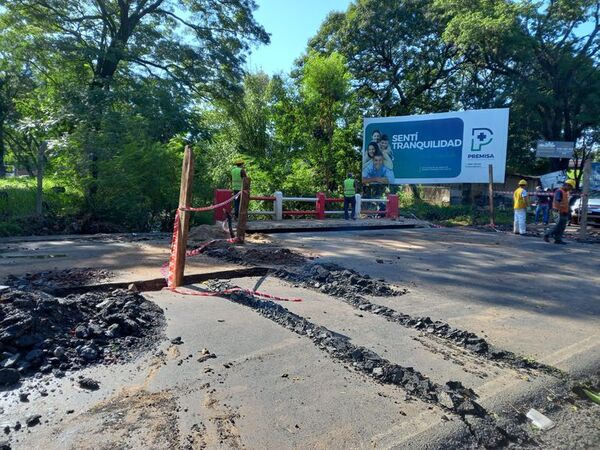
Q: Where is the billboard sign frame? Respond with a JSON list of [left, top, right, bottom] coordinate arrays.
[[362, 108, 509, 185]]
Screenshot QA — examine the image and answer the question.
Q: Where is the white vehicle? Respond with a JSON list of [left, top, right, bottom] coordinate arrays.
[[571, 190, 600, 225]]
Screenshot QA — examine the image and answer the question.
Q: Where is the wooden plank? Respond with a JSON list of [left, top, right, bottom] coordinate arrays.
[[488, 164, 495, 226], [172, 145, 195, 287], [48, 267, 271, 296], [236, 176, 251, 243]]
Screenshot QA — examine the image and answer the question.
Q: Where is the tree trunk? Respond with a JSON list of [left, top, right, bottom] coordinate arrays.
[[36, 142, 47, 217], [0, 122, 6, 178]]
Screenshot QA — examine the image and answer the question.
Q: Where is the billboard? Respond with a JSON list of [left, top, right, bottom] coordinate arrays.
[[362, 109, 509, 184], [536, 140, 574, 158]]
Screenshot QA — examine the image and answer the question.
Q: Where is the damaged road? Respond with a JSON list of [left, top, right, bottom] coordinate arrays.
[[0, 226, 598, 449], [273, 263, 563, 376]]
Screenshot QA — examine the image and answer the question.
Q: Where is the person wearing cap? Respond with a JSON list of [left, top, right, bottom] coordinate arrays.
[[231, 160, 247, 220], [544, 179, 575, 244], [513, 179, 529, 235], [343, 173, 358, 220]]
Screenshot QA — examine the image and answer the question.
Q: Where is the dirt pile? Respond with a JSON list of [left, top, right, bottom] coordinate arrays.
[[188, 224, 230, 242], [203, 242, 307, 267], [0, 288, 164, 387], [274, 262, 405, 298], [5, 268, 114, 291]]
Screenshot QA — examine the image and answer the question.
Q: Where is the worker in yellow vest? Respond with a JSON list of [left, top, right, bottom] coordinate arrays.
[[343, 173, 358, 220], [513, 179, 529, 235], [544, 179, 575, 245], [231, 159, 247, 219]]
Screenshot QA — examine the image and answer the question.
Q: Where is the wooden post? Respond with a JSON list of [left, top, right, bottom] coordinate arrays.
[[488, 164, 495, 227], [236, 176, 250, 243], [172, 145, 195, 287], [579, 159, 592, 241]]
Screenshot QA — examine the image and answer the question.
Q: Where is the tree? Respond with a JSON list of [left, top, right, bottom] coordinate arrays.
[[1, 0, 269, 203], [300, 51, 352, 192], [2, 0, 269, 95], [435, 0, 600, 171], [307, 0, 461, 116]]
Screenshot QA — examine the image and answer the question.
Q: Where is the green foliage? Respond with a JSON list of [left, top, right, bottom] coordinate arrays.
[[308, 0, 460, 115], [402, 200, 513, 226], [0, 177, 83, 218], [0, 220, 23, 237], [95, 136, 182, 231], [1, 0, 600, 238]]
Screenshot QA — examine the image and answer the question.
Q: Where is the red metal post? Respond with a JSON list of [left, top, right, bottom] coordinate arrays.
[[316, 192, 326, 219], [214, 189, 233, 222], [386, 194, 399, 219]]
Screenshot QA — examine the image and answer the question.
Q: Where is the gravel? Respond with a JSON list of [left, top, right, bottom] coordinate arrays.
[[202, 281, 531, 449], [0, 288, 165, 387]]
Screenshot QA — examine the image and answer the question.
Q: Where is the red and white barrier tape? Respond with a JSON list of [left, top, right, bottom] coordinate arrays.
[[165, 192, 243, 286], [181, 191, 243, 212], [163, 190, 302, 302]]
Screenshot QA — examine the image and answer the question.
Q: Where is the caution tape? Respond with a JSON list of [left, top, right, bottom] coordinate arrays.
[[165, 191, 244, 287], [162, 189, 302, 302], [180, 191, 243, 212]]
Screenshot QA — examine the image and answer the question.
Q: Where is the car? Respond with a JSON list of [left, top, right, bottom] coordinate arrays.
[[571, 190, 600, 225]]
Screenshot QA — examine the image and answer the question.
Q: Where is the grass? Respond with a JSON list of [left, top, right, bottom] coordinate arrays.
[[401, 201, 514, 227], [0, 177, 84, 218], [0, 177, 84, 236]]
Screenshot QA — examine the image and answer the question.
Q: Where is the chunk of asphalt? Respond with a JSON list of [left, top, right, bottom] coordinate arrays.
[[25, 415, 41, 427], [0, 288, 165, 388], [78, 378, 100, 391]]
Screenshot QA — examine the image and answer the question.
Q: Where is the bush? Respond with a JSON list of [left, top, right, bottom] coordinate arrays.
[[0, 220, 23, 237], [403, 201, 513, 226]]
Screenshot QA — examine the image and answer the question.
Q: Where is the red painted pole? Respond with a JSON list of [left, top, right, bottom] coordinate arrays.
[[214, 189, 233, 222], [316, 192, 326, 219], [386, 194, 399, 219]]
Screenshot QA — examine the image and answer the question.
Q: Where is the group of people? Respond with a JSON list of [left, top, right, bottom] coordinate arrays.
[[513, 178, 576, 244]]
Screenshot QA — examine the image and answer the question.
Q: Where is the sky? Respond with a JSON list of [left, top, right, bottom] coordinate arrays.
[[246, 0, 352, 75]]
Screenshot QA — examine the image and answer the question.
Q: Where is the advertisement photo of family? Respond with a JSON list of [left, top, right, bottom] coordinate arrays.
[[362, 130, 395, 198]]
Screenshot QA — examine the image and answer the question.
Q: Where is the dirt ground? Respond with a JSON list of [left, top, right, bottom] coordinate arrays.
[[0, 224, 599, 449]]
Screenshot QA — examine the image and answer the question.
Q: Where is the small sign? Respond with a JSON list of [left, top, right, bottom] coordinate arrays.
[[536, 141, 574, 158]]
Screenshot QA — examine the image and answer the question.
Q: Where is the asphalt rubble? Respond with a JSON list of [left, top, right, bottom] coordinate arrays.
[[201, 241, 309, 267], [0, 287, 165, 389], [273, 262, 563, 377], [204, 279, 531, 449]]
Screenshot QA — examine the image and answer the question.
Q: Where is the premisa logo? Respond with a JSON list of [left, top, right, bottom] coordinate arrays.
[[471, 128, 493, 151]]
